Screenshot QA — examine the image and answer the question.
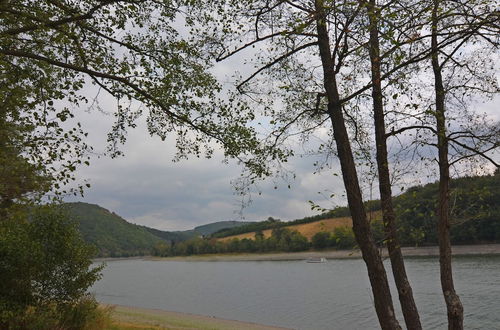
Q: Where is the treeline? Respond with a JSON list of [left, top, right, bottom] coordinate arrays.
[[395, 173, 500, 246], [152, 225, 360, 257], [212, 173, 500, 245], [67, 174, 499, 258], [211, 207, 351, 238]]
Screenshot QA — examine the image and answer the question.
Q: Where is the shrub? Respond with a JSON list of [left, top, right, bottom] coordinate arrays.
[[333, 226, 356, 249], [0, 205, 105, 329], [311, 232, 331, 249]]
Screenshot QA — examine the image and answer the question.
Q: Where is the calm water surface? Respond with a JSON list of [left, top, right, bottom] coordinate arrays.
[[92, 255, 500, 329]]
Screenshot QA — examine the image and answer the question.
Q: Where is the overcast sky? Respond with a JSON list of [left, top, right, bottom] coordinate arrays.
[[65, 93, 498, 231], [66, 112, 348, 230], [64, 33, 499, 232], [63, 34, 353, 231]]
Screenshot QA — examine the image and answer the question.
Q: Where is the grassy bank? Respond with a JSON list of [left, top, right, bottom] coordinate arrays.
[[107, 305, 288, 329]]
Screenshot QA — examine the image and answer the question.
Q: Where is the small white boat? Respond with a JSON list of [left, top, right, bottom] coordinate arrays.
[[306, 257, 327, 263]]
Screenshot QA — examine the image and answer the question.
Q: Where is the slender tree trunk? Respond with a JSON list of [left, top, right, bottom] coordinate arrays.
[[314, 1, 401, 329], [364, 1, 422, 329], [431, 1, 464, 328]]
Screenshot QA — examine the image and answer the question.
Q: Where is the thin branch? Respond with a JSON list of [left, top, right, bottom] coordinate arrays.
[[1, 1, 118, 36], [385, 125, 437, 138], [448, 138, 499, 167], [237, 41, 318, 90]]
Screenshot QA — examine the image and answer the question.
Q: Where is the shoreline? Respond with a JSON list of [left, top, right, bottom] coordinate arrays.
[[108, 304, 290, 329], [146, 243, 500, 262]]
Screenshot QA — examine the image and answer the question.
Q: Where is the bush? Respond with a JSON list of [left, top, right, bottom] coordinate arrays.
[[5, 295, 113, 330], [311, 232, 331, 249], [0, 205, 105, 329], [333, 226, 356, 249]]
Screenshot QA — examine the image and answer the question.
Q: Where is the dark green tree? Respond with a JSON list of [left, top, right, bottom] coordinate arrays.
[[311, 232, 331, 249], [0, 206, 104, 327]]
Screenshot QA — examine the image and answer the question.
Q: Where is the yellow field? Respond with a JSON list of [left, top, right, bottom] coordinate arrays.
[[219, 211, 381, 242]]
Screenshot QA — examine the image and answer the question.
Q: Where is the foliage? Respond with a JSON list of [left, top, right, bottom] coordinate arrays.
[[212, 174, 500, 247], [7, 295, 114, 330], [0, 27, 92, 200], [0, 0, 280, 183], [396, 173, 500, 245], [311, 232, 331, 250], [0, 205, 104, 328], [66, 202, 166, 257], [332, 227, 357, 250], [66, 202, 253, 257]]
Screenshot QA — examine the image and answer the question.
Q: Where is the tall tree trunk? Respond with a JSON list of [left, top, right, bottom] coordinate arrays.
[[364, 1, 422, 329], [431, 1, 464, 328], [314, 1, 401, 329]]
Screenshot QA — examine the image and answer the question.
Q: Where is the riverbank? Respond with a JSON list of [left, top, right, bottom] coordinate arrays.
[[148, 243, 500, 262], [108, 304, 290, 329]]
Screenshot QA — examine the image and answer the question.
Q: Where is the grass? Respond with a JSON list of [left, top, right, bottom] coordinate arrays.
[[218, 212, 382, 242], [106, 305, 284, 330]]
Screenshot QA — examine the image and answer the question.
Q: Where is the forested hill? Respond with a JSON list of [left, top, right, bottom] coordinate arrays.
[[213, 173, 500, 245], [140, 220, 254, 242], [67, 173, 498, 257], [195, 221, 254, 235], [394, 172, 500, 245], [65, 202, 253, 257], [66, 202, 165, 257]]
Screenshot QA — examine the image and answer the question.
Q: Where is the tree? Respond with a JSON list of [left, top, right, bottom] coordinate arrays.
[[332, 226, 356, 250], [384, 1, 498, 327], [428, 1, 498, 327], [362, 1, 422, 327], [311, 231, 330, 249], [0, 205, 104, 327], [430, 2, 464, 326], [0, 0, 273, 181]]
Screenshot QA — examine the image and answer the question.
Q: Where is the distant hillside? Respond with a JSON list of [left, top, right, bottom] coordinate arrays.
[[194, 221, 254, 236], [65, 202, 165, 257], [218, 215, 359, 242], [66, 174, 498, 258], [140, 226, 193, 243], [393, 172, 500, 245], [65, 202, 254, 257], [213, 173, 500, 246]]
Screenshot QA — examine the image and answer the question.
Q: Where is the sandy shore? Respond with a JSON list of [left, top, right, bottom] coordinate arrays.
[[109, 304, 290, 330], [148, 244, 500, 262]]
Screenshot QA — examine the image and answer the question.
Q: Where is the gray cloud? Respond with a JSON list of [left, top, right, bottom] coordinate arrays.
[[65, 102, 349, 230], [63, 63, 499, 232]]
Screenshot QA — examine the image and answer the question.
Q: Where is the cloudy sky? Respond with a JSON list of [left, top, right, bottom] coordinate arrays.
[[64, 28, 499, 232], [66, 91, 499, 232], [63, 28, 352, 231], [67, 107, 351, 231]]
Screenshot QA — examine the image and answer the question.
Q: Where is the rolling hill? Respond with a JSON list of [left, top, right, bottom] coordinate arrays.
[[213, 173, 499, 246], [65, 202, 165, 257], [66, 173, 499, 257], [218, 215, 356, 242], [65, 202, 253, 257]]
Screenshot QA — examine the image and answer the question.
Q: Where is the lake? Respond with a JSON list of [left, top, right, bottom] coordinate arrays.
[[92, 255, 500, 329]]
